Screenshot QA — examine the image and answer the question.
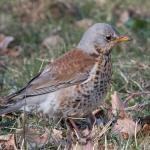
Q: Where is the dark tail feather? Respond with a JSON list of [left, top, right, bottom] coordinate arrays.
[[0, 87, 26, 105], [0, 100, 25, 115], [0, 88, 27, 115]]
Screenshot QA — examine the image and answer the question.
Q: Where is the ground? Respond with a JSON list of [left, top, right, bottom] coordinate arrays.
[[0, 0, 150, 149]]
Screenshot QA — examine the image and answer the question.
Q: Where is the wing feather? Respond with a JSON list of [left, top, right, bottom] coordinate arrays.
[[4, 49, 97, 101]]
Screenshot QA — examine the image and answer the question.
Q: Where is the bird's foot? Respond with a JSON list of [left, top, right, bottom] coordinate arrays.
[[66, 116, 94, 145]]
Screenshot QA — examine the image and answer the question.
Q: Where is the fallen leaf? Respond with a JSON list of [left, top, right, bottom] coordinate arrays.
[[0, 34, 14, 49], [49, 1, 80, 19], [142, 124, 150, 135], [111, 91, 127, 118], [0, 134, 17, 150], [0, 47, 22, 57], [42, 34, 64, 50], [15, 127, 49, 149], [13, 0, 47, 23], [14, 0, 80, 23], [117, 10, 130, 27], [75, 18, 94, 30], [51, 128, 63, 143], [112, 118, 141, 139]]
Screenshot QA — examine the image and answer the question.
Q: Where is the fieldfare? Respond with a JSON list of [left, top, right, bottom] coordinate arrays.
[[0, 23, 130, 122]]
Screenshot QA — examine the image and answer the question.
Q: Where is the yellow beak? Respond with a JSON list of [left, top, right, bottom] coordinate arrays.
[[115, 35, 131, 43]]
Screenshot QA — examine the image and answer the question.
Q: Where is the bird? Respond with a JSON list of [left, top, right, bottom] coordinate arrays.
[[0, 23, 130, 128]]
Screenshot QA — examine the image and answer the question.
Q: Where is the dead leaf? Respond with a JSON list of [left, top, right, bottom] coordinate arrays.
[[51, 128, 63, 143], [15, 127, 64, 149], [42, 34, 64, 50], [15, 127, 49, 149], [75, 18, 94, 30], [13, 0, 47, 23], [14, 0, 80, 23], [0, 47, 22, 57], [0, 34, 22, 57], [0, 134, 17, 150], [49, 1, 80, 19], [142, 124, 150, 135], [112, 118, 141, 139], [117, 10, 130, 27], [0, 34, 14, 49], [111, 91, 127, 118], [140, 115, 150, 135]]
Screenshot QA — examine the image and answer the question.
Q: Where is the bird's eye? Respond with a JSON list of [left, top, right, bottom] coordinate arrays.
[[105, 35, 112, 41]]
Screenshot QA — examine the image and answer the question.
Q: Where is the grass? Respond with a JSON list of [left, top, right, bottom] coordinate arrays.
[[0, 0, 150, 149]]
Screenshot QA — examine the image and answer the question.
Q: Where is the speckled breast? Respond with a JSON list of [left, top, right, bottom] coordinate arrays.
[[72, 54, 112, 116]]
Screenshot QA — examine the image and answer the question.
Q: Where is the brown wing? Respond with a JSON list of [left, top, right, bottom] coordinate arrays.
[[12, 49, 97, 98]]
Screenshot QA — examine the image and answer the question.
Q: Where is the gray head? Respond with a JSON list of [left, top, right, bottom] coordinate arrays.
[[77, 23, 130, 55]]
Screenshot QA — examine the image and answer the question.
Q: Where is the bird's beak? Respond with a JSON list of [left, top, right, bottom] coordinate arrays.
[[114, 35, 131, 43]]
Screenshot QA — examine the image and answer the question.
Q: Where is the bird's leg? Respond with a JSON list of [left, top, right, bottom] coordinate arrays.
[[80, 112, 96, 139], [67, 118, 90, 145], [65, 119, 74, 150], [87, 112, 96, 130], [67, 118, 82, 140], [66, 115, 96, 145]]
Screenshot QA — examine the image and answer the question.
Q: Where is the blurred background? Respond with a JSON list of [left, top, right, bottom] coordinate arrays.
[[0, 0, 150, 149]]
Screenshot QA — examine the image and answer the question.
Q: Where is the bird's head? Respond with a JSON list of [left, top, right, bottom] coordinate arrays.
[[77, 23, 131, 56]]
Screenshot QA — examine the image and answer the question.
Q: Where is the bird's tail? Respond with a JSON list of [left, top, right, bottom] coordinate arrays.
[[0, 89, 26, 115], [0, 102, 24, 115], [1, 86, 26, 103]]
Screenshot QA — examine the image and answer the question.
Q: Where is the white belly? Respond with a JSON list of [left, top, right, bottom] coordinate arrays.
[[20, 91, 60, 116]]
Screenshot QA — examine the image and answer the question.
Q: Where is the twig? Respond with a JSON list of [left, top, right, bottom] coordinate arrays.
[[124, 91, 150, 104], [125, 101, 150, 111]]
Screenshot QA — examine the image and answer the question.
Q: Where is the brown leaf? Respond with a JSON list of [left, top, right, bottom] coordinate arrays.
[[14, 0, 79, 23], [49, 1, 79, 19], [112, 118, 141, 139], [42, 34, 64, 50], [142, 124, 150, 135], [15, 127, 49, 149], [140, 115, 150, 135], [111, 91, 127, 118], [13, 0, 47, 23], [0, 134, 17, 150], [0, 47, 22, 57]]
